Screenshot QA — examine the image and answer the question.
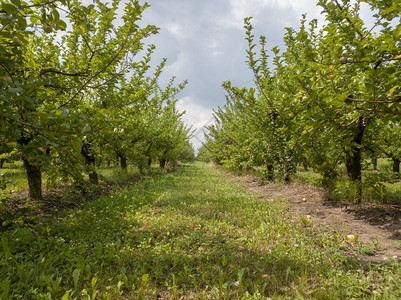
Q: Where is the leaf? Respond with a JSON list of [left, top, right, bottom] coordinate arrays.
[[91, 277, 98, 289], [61, 291, 70, 300], [72, 269, 80, 288], [56, 19, 67, 31], [1, 280, 10, 300], [71, 139, 81, 153], [388, 85, 399, 95], [1, 235, 10, 259], [8, 87, 23, 96], [52, 8, 60, 23], [3, 4, 17, 14], [11, 0, 21, 6], [383, 5, 398, 16], [77, 255, 85, 272]]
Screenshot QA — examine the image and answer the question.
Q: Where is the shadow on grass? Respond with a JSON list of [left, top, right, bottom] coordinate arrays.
[[349, 206, 401, 240]]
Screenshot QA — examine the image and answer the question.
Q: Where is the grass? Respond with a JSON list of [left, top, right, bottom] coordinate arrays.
[[294, 165, 401, 205], [1, 162, 401, 298], [98, 165, 142, 185], [0, 164, 150, 194], [293, 171, 322, 187], [0, 168, 26, 193]]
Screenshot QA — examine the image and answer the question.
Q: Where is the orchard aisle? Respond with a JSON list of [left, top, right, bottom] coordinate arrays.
[[221, 168, 401, 264], [1, 162, 401, 299]]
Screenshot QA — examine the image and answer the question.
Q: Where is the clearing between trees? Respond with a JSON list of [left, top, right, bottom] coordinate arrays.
[[1, 162, 401, 299]]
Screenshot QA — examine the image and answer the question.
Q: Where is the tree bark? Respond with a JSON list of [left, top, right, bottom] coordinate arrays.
[[283, 154, 294, 183], [116, 151, 127, 169], [81, 142, 98, 185], [345, 117, 365, 203], [265, 163, 274, 181], [88, 170, 98, 185], [159, 149, 168, 169], [373, 158, 377, 171], [0, 159, 4, 168], [159, 158, 167, 169], [23, 158, 42, 200], [303, 157, 308, 171], [120, 155, 127, 169], [393, 158, 400, 173], [146, 142, 153, 167]]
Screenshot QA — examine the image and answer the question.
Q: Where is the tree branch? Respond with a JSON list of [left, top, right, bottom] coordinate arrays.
[[346, 96, 401, 104], [332, 0, 364, 40], [43, 84, 72, 90], [0, 114, 79, 134], [355, 107, 401, 115], [58, 24, 140, 108], [40, 68, 88, 77], [26, 0, 59, 8]]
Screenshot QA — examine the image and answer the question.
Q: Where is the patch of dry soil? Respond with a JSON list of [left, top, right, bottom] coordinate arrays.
[[222, 170, 401, 264]]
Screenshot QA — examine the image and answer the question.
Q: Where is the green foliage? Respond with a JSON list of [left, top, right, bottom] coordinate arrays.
[[0, 0, 192, 199], [196, 144, 212, 162]]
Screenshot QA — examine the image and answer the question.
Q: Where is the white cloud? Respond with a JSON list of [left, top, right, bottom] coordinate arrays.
[[165, 22, 185, 39], [177, 96, 214, 130], [209, 39, 223, 57], [218, 0, 270, 29], [176, 96, 215, 150]]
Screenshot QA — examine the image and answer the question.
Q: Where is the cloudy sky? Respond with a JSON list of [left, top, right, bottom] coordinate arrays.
[[137, 0, 324, 149]]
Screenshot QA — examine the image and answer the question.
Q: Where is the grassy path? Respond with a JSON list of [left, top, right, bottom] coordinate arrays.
[[1, 162, 401, 299]]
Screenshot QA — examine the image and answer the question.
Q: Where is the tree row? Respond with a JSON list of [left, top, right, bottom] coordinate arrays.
[[0, 0, 194, 200], [201, 0, 401, 203]]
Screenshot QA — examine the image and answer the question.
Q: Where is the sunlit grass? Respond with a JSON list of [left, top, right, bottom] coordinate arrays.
[[1, 168, 27, 193], [1, 163, 160, 194], [293, 171, 322, 187], [98, 165, 141, 184], [294, 165, 401, 204]]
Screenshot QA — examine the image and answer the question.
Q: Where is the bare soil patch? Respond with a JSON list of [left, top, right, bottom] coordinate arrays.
[[219, 169, 401, 264]]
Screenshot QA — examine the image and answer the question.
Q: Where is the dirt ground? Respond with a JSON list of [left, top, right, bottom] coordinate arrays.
[[220, 170, 401, 264]]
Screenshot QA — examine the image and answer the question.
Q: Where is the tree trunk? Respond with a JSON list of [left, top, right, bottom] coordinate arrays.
[[0, 159, 4, 168], [345, 118, 365, 203], [159, 149, 168, 169], [116, 151, 127, 169], [88, 170, 98, 185], [146, 143, 153, 167], [159, 158, 167, 169], [373, 158, 377, 171], [107, 160, 111, 167], [81, 142, 98, 185], [303, 157, 308, 172], [120, 155, 127, 169], [283, 153, 294, 183], [265, 163, 274, 181], [393, 158, 400, 173], [284, 172, 291, 183], [345, 151, 362, 182], [23, 158, 42, 200]]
